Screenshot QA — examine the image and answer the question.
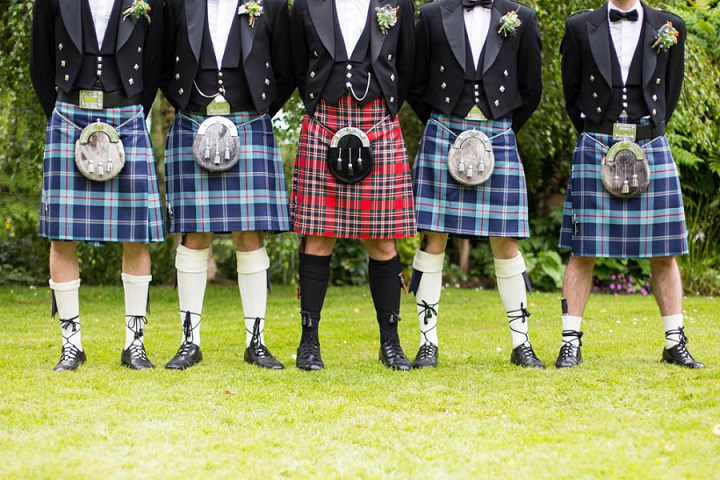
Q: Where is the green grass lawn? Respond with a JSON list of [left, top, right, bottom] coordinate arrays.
[[0, 285, 718, 479]]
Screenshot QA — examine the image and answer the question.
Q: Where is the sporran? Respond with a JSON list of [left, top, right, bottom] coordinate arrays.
[[601, 141, 650, 198], [192, 116, 241, 172], [327, 127, 374, 184], [74, 122, 126, 182], [447, 129, 494, 186]]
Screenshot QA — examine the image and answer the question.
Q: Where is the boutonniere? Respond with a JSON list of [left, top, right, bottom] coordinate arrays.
[[498, 9, 522, 38], [122, 0, 151, 24], [238, 1, 264, 28], [652, 22, 679, 53], [376, 5, 400, 35]]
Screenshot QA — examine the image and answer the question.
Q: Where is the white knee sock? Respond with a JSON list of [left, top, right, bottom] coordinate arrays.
[[50, 279, 83, 351], [412, 250, 444, 347], [176, 245, 209, 346], [237, 248, 270, 347], [562, 315, 583, 346], [494, 254, 531, 349], [122, 273, 152, 349], [662, 313, 684, 349]]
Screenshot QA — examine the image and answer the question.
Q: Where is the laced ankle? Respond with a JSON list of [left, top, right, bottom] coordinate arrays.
[[127, 342, 149, 360], [126, 315, 148, 346], [417, 300, 438, 325], [559, 330, 583, 357], [180, 310, 200, 345], [665, 326, 689, 347], [59, 315, 81, 349], [507, 303, 531, 346], [246, 317, 271, 357]]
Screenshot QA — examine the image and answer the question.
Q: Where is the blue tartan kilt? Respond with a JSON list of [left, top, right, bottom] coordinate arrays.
[[559, 133, 689, 258], [165, 111, 290, 233], [413, 113, 529, 238], [39, 102, 164, 243]]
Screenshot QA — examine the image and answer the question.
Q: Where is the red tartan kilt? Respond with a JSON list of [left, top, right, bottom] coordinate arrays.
[[291, 96, 417, 239]]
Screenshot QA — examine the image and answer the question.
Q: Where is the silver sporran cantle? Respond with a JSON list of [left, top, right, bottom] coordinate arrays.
[[192, 116, 241, 172], [327, 127, 374, 184], [74, 122, 126, 182], [448, 129, 494, 186], [601, 141, 650, 198]]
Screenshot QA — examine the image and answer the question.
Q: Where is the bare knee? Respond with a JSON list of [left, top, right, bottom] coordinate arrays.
[[303, 236, 337, 256], [51, 241, 79, 256], [183, 233, 213, 250], [568, 255, 596, 271], [233, 231, 264, 252], [649, 256, 676, 271], [422, 232, 448, 255], [363, 239, 397, 261], [489, 237, 519, 260], [122, 242, 149, 257]]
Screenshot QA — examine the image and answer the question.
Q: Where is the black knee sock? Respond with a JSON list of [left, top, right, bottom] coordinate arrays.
[[299, 253, 331, 344], [368, 255, 403, 344]]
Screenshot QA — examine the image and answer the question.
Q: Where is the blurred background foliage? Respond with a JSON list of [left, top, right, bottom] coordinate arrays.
[[1, 0, 718, 294]]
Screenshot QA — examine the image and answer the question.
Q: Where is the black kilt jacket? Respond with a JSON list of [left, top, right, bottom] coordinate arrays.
[[561, 2, 686, 133], [162, 0, 294, 116], [30, 0, 164, 118], [289, 0, 415, 117], [408, 0, 542, 131]]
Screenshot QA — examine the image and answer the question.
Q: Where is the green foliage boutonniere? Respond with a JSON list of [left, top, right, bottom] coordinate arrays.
[[652, 22, 679, 53], [376, 5, 400, 35], [238, 1, 264, 28], [498, 10, 522, 38], [122, 0, 151, 24]]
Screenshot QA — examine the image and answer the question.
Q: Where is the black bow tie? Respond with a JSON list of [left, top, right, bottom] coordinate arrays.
[[463, 0, 493, 11], [609, 9, 639, 22]]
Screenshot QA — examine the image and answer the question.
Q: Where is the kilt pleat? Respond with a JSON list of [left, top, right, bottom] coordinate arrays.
[[291, 96, 416, 239], [164, 111, 290, 233], [413, 113, 529, 238], [559, 133, 689, 258], [39, 102, 164, 243]]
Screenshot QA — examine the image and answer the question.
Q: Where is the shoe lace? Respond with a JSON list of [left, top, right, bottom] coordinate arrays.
[[417, 300, 438, 326], [507, 303, 531, 346], [180, 310, 200, 346], [298, 341, 320, 357], [126, 315, 149, 360], [59, 340, 81, 362], [516, 342, 537, 359], [559, 330, 583, 358], [58, 315, 80, 349], [417, 342, 436, 359], [666, 327, 692, 359], [128, 342, 149, 361], [247, 317, 271, 357]]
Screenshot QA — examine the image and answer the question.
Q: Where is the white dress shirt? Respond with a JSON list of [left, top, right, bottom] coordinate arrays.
[[88, 0, 115, 49], [207, 0, 240, 68], [335, 0, 371, 58], [464, 4, 492, 70], [608, 0, 644, 84]]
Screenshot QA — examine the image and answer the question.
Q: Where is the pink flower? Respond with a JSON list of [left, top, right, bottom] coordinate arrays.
[[626, 288, 632, 294], [609, 283, 615, 290], [612, 275, 617, 280], [641, 288, 648, 295], [613, 292, 619, 296]]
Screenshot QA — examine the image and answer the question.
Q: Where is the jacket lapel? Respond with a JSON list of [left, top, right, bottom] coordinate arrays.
[[441, 0, 466, 73], [308, 0, 335, 60], [60, 0, 83, 53], [482, 0, 506, 74], [370, 0, 394, 63], [587, 4, 612, 87], [116, 0, 136, 51], [238, 0, 259, 63], [641, 2, 660, 88], [186, 0, 207, 60]]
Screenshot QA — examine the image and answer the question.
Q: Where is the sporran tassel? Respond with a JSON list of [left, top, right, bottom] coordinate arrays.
[[622, 180, 630, 194]]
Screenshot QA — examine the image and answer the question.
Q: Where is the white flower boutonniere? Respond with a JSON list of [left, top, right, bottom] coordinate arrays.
[[122, 0, 152, 24], [652, 22, 679, 53], [498, 9, 522, 38], [238, 1, 264, 28], [376, 5, 400, 35]]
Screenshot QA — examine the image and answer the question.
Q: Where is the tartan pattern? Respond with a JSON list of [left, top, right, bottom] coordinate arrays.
[[39, 102, 164, 243], [164, 112, 290, 233], [291, 96, 416, 239], [559, 133, 688, 258], [413, 113, 530, 238]]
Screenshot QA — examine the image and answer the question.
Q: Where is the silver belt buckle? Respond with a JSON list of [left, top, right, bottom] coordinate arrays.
[[79, 90, 104, 110], [612, 122, 637, 141], [465, 106, 488, 122], [206, 95, 231, 116]]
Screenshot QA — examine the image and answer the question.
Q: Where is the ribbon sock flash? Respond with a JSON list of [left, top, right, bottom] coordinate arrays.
[[50, 279, 83, 351], [176, 245, 209, 346], [122, 273, 152, 349], [662, 314, 684, 349], [237, 248, 270, 347], [412, 250, 444, 347], [494, 254, 531, 349]]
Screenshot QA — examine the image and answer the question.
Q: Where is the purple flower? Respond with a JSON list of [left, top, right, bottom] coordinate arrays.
[[612, 275, 617, 280], [609, 283, 616, 290], [626, 288, 632, 294], [641, 288, 648, 296], [613, 292, 619, 297]]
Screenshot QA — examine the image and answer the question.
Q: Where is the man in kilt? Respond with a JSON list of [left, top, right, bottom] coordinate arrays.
[[556, 0, 703, 368], [290, 0, 417, 370], [162, 0, 294, 370], [30, 0, 165, 371], [408, 0, 544, 368]]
